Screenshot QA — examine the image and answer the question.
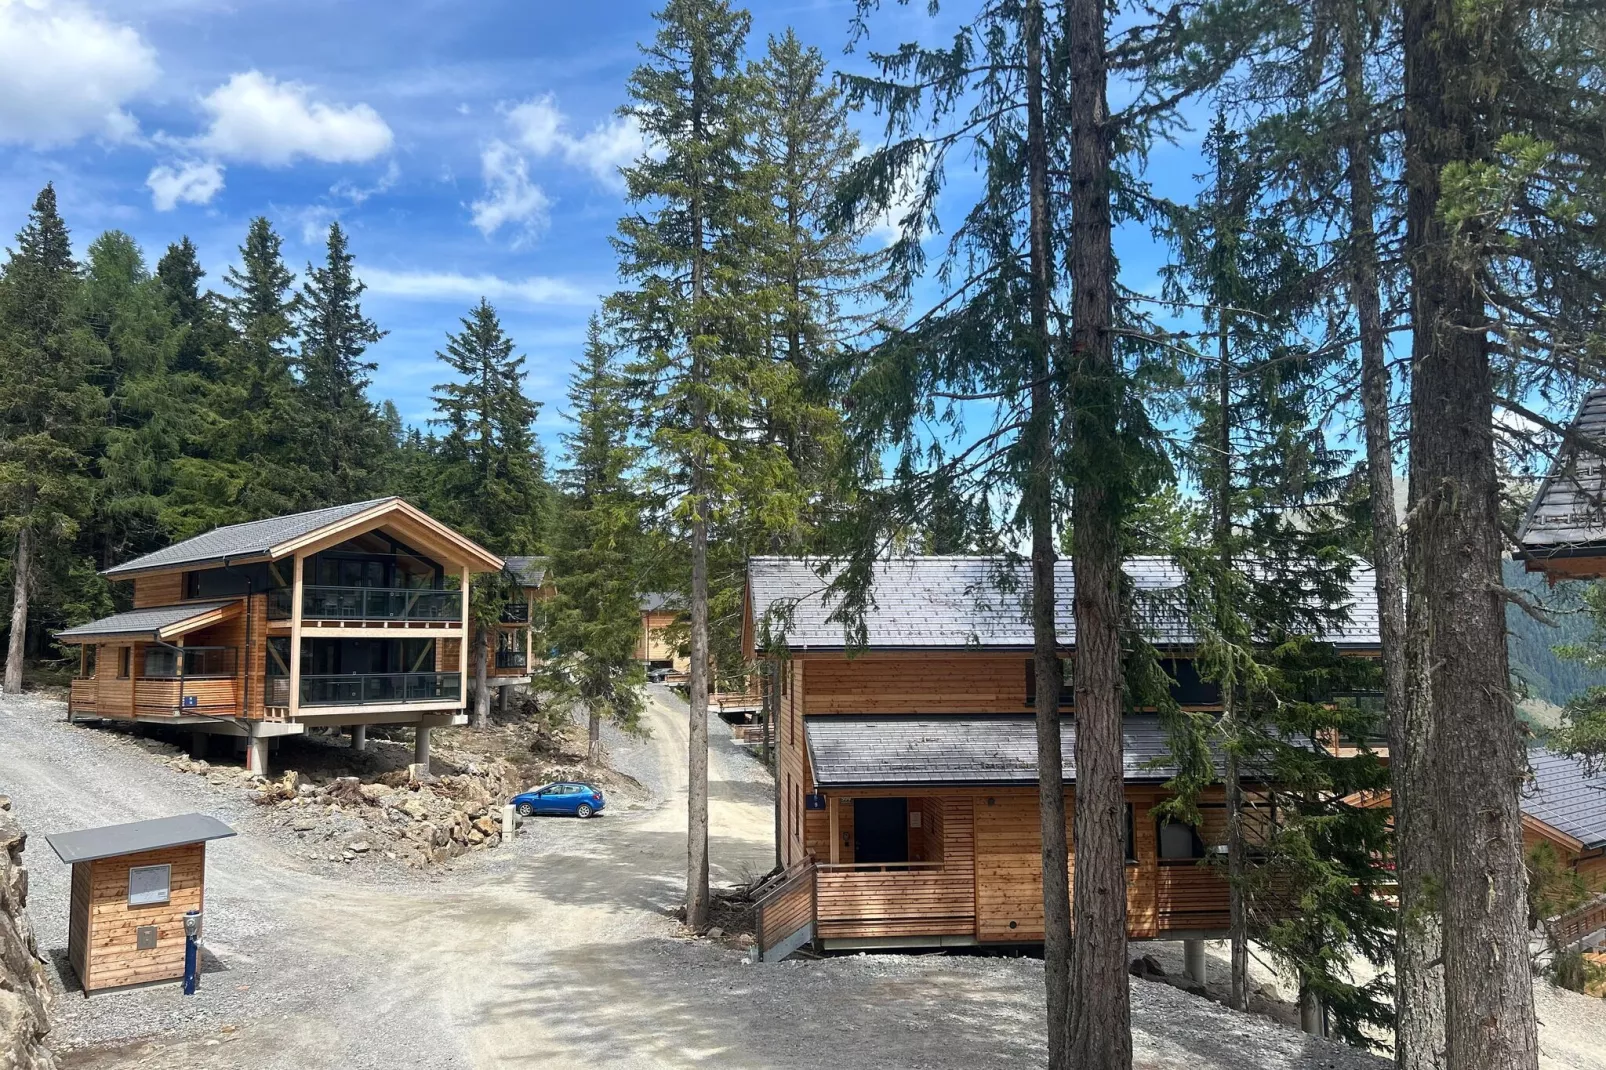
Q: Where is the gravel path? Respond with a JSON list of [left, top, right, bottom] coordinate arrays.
[[4, 690, 1589, 1070]]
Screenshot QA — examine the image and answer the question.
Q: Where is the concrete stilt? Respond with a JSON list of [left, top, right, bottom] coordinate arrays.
[[497, 686, 508, 716], [413, 725, 431, 768], [1183, 939, 1207, 986], [351, 724, 367, 752], [190, 732, 208, 760], [245, 736, 269, 775]]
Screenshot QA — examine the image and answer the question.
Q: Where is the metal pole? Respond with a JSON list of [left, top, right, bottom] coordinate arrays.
[[183, 909, 202, 994]]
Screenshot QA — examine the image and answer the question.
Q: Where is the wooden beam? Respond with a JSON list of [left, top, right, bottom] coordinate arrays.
[[459, 565, 470, 710], [829, 795, 840, 865], [289, 554, 303, 718]]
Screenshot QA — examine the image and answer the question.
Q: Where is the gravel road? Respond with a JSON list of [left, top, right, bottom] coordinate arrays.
[[6, 688, 1596, 1070]]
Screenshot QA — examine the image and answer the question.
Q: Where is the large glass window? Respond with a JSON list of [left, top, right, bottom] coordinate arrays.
[[184, 563, 271, 600], [1157, 819, 1206, 860]]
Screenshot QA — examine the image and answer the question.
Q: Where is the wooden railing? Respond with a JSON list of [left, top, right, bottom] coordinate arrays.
[[1155, 863, 1231, 932], [815, 862, 975, 940], [132, 677, 238, 716], [1547, 894, 1606, 951], [753, 857, 816, 961], [68, 678, 97, 714]]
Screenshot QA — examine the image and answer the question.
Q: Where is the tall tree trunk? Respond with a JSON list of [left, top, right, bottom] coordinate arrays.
[[685, 49, 712, 929], [1403, 3, 1537, 1068], [473, 625, 490, 728], [1216, 310, 1248, 1013], [1023, 3, 1070, 1064], [1339, 7, 1445, 1067], [588, 703, 602, 763], [4, 526, 29, 694], [1066, 0, 1131, 1064]]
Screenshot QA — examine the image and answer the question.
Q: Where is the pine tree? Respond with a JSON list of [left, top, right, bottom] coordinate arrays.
[[541, 318, 647, 760], [0, 185, 103, 690], [607, 0, 784, 929], [297, 222, 390, 503], [430, 298, 547, 727]]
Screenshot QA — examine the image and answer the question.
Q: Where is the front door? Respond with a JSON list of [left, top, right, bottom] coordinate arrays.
[[853, 797, 908, 864]]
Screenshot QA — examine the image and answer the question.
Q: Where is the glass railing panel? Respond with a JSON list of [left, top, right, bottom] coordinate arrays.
[[298, 672, 463, 706], [495, 651, 529, 669], [298, 586, 462, 622]]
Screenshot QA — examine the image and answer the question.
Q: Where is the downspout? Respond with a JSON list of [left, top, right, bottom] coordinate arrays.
[[221, 556, 253, 717]]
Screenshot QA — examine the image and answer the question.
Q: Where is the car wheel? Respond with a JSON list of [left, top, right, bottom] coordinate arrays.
[[516, 802, 535, 817], [576, 803, 594, 819]]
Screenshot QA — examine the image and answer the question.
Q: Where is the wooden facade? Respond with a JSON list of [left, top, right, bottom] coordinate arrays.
[[68, 843, 206, 993], [766, 649, 1236, 949]]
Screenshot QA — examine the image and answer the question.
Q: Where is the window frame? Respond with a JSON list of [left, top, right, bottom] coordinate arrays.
[[1156, 817, 1207, 861], [116, 646, 131, 679]]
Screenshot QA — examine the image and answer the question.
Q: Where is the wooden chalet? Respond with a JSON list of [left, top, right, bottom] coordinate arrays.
[[637, 592, 687, 678], [486, 556, 548, 693], [743, 555, 1380, 956], [56, 498, 504, 773], [1518, 387, 1606, 579]]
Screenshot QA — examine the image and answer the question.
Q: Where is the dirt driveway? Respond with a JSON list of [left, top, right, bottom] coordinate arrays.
[[1, 689, 1465, 1070]]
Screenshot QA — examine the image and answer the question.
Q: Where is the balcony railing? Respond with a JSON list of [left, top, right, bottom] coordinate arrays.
[[270, 585, 463, 623], [141, 646, 237, 679], [495, 650, 528, 669], [298, 672, 462, 707], [500, 603, 530, 624]]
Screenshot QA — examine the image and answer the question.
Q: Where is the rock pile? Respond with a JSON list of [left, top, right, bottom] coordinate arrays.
[[0, 796, 57, 1070]]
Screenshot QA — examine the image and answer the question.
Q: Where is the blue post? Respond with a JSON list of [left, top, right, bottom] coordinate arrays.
[[182, 909, 202, 994]]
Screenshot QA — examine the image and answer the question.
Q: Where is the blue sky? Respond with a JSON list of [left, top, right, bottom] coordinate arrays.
[[0, 0, 1208, 459]]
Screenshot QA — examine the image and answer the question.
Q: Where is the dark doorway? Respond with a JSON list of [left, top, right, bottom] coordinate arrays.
[[853, 797, 909, 864]]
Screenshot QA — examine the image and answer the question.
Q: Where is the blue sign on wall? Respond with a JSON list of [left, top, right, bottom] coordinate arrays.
[[805, 793, 825, 810], [182, 695, 198, 708]]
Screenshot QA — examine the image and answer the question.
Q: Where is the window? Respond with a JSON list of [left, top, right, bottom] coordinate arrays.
[[80, 646, 96, 679], [184, 563, 271, 600], [1157, 819, 1206, 861], [143, 647, 178, 678], [1023, 658, 1074, 707], [117, 647, 131, 679]]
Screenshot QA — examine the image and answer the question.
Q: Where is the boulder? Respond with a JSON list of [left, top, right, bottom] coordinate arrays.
[[1128, 954, 1167, 980], [0, 809, 59, 1069]]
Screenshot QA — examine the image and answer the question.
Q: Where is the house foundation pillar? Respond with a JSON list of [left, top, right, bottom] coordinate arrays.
[[413, 725, 431, 768], [351, 724, 366, 752], [1183, 939, 1207, 986], [245, 736, 269, 776], [190, 732, 208, 760]]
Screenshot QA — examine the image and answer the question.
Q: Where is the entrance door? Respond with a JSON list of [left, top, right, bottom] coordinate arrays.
[[853, 797, 908, 864]]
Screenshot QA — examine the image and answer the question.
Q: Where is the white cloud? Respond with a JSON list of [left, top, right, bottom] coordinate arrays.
[[145, 158, 223, 210], [867, 146, 931, 247], [331, 159, 399, 205], [505, 94, 644, 189], [361, 267, 587, 308], [0, 0, 159, 146], [195, 70, 392, 166], [469, 140, 550, 240]]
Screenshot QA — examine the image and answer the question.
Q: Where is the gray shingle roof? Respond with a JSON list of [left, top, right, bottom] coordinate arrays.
[[641, 592, 681, 613], [44, 813, 236, 864], [750, 555, 1380, 651], [54, 600, 239, 642], [1524, 747, 1606, 849], [503, 556, 548, 587], [805, 714, 1222, 787], [1518, 389, 1606, 551], [102, 498, 397, 577]]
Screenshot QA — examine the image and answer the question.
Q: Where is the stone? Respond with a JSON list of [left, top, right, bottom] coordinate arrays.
[[1129, 954, 1166, 980], [291, 817, 317, 833], [466, 828, 485, 845], [736, 933, 755, 949], [472, 816, 498, 836], [707, 927, 724, 940], [358, 784, 389, 803], [349, 841, 371, 853], [0, 794, 11, 811]]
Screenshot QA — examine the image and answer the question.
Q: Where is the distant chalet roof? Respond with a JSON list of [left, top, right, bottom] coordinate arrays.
[[54, 600, 239, 643], [749, 555, 1380, 652], [1524, 747, 1606, 850], [807, 714, 1236, 788], [44, 813, 236, 864], [641, 592, 682, 613], [503, 556, 548, 587], [1518, 388, 1606, 556], [103, 498, 396, 577]]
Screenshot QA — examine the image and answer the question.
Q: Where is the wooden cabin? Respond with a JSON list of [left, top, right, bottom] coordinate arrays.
[[637, 592, 688, 678], [1518, 387, 1606, 579], [485, 556, 548, 696], [743, 555, 1380, 953], [45, 814, 235, 994], [56, 498, 504, 772]]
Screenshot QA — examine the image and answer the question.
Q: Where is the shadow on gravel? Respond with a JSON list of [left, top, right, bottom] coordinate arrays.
[[44, 946, 234, 997]]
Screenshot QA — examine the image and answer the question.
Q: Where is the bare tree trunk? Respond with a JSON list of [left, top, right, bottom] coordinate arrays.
[[1215, 312, 1248, 1013], [1023, 3, 1070, 1063], [1066, 0, 1131, 1063], [1404, 3, 1537, 1068], [1339, 7, 1445, 1067], [687, 476, 711, 927], [472, 625, 490, 728], [4, 527, 29, 694]]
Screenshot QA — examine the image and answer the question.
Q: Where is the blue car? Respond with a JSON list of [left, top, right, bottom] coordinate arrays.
[[512, 782, 606, 819]]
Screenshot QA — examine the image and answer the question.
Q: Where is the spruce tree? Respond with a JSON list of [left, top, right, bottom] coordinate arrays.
[[541, 317, 647, 760], [0, 185, 103, 691], [297, 222, 390, 503], [607, 0, 782, 929], [430, 298, 547, 727]]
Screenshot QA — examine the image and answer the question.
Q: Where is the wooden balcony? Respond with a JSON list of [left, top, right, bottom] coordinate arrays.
[[133, 677, 240, 717], [69, 678, 97, 714], [1155, 863, 1231, 931], [815, 862, 976, 940], [270, 585, 465, 631]]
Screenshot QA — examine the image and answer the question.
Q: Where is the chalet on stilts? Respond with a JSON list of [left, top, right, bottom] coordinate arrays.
[[56, 498, 507, 773], [483, 556, 549, 711], [742, 555, 1381, 959]]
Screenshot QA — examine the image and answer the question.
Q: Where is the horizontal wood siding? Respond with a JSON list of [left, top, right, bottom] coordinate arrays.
[[132, 571, 185, 609], [803, 654, 1030, 715], [1155, 865, 1230, 931], [779, 659, 808, 865], [755, 861, 815, 955], [816, 798, 977, 940], [82, 843, 205, 992], [69, 678, 97, 714]]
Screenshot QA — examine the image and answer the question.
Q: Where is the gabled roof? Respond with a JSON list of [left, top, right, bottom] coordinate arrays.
[[805, 714, 1230, 788], [45, 813, 235, 864], [102, 497, 503, 577], [1524, 747, 1606, 850], [54, 601, 240, 643], [749, 555, 1380, 652], [1518, 389, 1606, 553], [503, 556, 548, 587], [641, 592, 682, 613]]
